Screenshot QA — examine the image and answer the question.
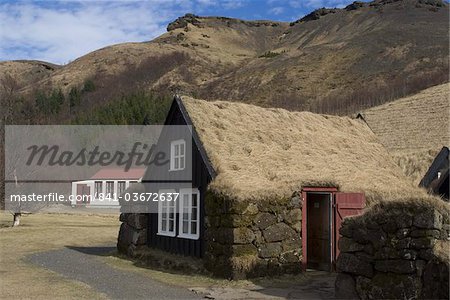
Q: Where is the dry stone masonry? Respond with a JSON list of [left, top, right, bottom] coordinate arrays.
[[117, 213, 148, 256], [204, 191, 303, 279], [335, 204, 449, 299], [117, 189, 304, 279]]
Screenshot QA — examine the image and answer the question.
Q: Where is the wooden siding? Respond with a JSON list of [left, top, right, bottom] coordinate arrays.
[[146, 99, 213, 258]]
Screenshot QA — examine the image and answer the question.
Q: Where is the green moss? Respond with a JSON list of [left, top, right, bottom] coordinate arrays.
[[232, 244, 258, 256], [259, 51, 281, 58]]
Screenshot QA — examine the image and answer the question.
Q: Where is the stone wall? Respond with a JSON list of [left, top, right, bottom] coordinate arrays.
[[335, 204, 450, 299], [117, 213, 148, 256], [204, 191, 303, 279]]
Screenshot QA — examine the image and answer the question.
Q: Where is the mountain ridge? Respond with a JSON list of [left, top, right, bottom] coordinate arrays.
[[1, 0, 448, 122]]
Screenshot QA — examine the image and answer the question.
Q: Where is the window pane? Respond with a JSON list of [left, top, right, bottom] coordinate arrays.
[[169, 220, 174, 231], [180, 144, 184, 155], [180, 157, 185, 169], [162, 220, 167, 231], [192, 194, 197, 207], [191, 221, 197, 234], [191, 208, 197, 221], [183, 221, 189, 233], [175, 157, 179, 169], [183, 212, 189, 221]]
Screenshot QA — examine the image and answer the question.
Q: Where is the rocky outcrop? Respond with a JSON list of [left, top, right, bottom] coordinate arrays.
[[345, 1, 367, 10], [167, 14, 201, 31], [290, 8, 339, 25], [204, 192, 303, 279], [335, 204, 449, 299]]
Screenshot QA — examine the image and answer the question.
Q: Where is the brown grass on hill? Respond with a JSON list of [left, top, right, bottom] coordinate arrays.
[[359, 83, 450, 183], [182, 96, 426, 203], [360, 83, 449, 152]]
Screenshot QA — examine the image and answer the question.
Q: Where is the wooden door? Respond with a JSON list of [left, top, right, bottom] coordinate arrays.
[[334, 192, 365, 260], [307, 193, 331, 270]]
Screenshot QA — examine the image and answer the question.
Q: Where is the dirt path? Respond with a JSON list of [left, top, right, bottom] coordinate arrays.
[[27, 245, 336, 300], [191, 271, 336, 299], [27, 246, 202, 299]]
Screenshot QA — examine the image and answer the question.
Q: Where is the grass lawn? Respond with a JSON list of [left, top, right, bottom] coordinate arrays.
[[0, 212, 119, 299]]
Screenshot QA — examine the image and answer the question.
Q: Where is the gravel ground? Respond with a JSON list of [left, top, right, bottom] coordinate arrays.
[[27, 246, 202, 300]]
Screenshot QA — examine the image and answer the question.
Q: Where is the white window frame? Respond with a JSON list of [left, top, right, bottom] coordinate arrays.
[[170, 139, 186, 171], [117, 181, 126, 196], [178, 188, 200, 240], [157, 189, 176, 237], [105, 181, 114, 199], [94, 181, 102, 197]]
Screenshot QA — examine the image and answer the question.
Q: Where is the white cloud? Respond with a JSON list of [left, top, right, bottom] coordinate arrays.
[[269, 6, 284, 15], [290, 0, 352, 9], [0, 1, 192, 64]]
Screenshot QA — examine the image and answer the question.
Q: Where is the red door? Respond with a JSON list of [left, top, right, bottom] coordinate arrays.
[[334, 192, 365, 260]]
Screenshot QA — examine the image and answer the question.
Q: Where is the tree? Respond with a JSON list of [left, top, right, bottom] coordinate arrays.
[[69, 86, 81, 108]]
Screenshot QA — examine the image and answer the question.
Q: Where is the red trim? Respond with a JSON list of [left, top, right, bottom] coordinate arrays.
[[302, 187, 338, 192], [301, 191, 307, 271]]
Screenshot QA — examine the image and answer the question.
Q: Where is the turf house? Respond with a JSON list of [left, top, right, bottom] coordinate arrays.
[[118, 96, 431, 279]]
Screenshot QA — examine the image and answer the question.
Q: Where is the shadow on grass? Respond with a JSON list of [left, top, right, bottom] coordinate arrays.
[[65, 245, 116, 256]]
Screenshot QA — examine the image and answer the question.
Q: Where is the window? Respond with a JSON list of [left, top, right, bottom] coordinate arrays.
[[118, 181, 126, 196], [157, 189, 176, 237], [94, 181, 102, 198], [106, 181, 114, 198], [170, 139, 185, 171], [178, 188, 200, 240]]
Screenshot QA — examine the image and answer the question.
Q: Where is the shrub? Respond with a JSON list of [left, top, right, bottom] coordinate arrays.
[[259, 51, 281, 58], [82, 79, 96, 93]]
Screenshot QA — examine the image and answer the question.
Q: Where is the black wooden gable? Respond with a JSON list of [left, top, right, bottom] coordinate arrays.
[[419, 146, 449, 200], [420, 146, 449, 188], [145, 96, 216, 258]]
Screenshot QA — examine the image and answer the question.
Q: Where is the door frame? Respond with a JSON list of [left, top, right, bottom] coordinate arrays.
[[301, 187, 338, 271]]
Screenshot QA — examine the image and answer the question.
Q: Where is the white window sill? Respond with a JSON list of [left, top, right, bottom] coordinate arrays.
[[177, 233, 199, 240], [157, 232, 176, 237], [168, 168, 185, 172]]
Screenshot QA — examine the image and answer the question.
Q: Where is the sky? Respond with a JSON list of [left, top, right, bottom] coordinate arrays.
[[0, 0, 356, 64]]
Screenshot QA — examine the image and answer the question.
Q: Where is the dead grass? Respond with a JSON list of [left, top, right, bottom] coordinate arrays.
[[0, 212, 119, 299], [360, 83, 449, 184], [434, 240, 450, 263], [360, 83, 449, 152], [101, 253, 311, 290], [182, 96, 425, 203], [363, 196, 450, 223], [391, 148, 441, 185]]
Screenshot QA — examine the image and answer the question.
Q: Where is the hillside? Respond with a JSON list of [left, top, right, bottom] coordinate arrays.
[[0, 0, 448, 125], [357, 83, 450, 184]]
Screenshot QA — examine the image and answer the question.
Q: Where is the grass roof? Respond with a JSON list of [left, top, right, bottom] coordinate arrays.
[[181, 96, 428, 203]]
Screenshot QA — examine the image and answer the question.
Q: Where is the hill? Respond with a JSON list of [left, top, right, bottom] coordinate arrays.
[[357, 83, 450, 184], [0, 0, 448, 124]]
